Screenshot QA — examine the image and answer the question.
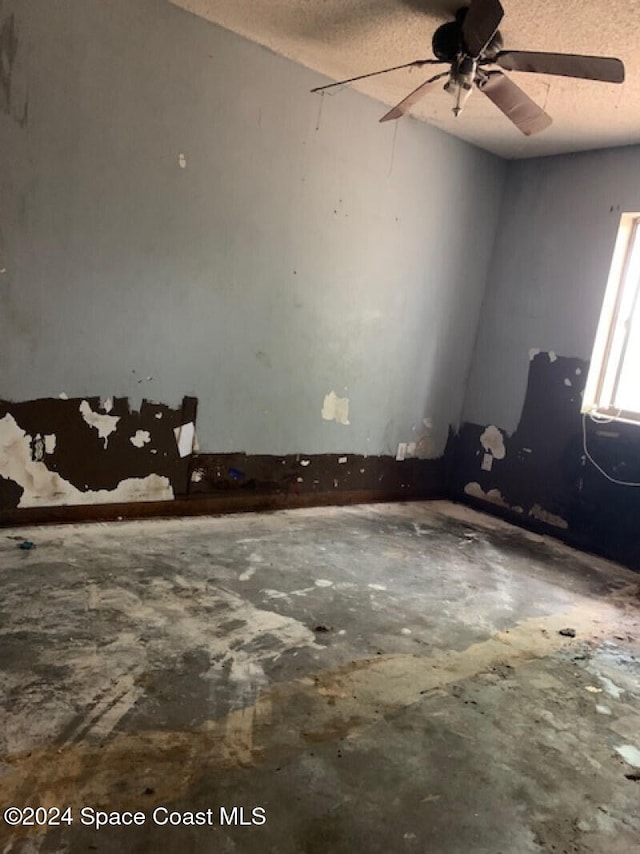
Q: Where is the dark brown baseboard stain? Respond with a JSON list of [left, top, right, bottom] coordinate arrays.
[[190, 452, 446, 498], [0, 488, 440, 527], [1, 451, 446, 526]]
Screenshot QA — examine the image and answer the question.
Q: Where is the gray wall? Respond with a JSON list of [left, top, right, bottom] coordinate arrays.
[[464, 145, 640, 432], [0, 0, 505, 457]]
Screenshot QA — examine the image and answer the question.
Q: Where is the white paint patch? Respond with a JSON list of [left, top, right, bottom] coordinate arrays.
[[529, 348, 541, 360], [564, 378, 572, 387], [191, 468, 204, 482], [0, 414, 173, 507], [79, 400, 120, 447], [480, 425, 505, 460], [155, 412, 163, 419], [300, 459, 310, 467], [101, 397, 114, 414], [464, 482, 508, 508], [321, 391, 350, 425], [314, 579, 333, 588], [368, 583, 387, 591], [130, 430, 151, 448], [585, 686, 603, 694], [296, 476, 304, 482], [396, 442, 407, 462], [529, 504, 569, 530], [401, 628, 412, 635], [614, 744, 640, 768], [548, 351, 557, 362], [596, 704, 612, 715], [44, 434, 56, 454], [178, 153, 187, 168], [58, 392, 68, 400], [174, 422, 195, 458], [239, 567, 256, 582], [481, 453, 493, 472], [338, 456, 347, 464]]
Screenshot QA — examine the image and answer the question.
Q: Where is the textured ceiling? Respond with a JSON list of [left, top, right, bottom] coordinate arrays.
[[170, 0, 640, 158]]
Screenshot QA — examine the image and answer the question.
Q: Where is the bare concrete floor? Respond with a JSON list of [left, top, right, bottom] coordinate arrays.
[[1, 500, 639, 853]]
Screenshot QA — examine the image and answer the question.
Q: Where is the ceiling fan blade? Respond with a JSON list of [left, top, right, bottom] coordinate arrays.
[[311, 59, 445, 93], [379, 72, 449, 122], [495, 51, 625, 83], [478, 71, 552, 135], [463, 0, 504, 58]]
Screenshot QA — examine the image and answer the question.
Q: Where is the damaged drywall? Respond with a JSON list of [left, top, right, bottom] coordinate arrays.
[[0, 412, 173, 506], [188, 437, 456, 501], [0, 395, 197, 511], [480, 425, 505, 460], [453, 351, 640, 569], [79, 400, 120, 447]]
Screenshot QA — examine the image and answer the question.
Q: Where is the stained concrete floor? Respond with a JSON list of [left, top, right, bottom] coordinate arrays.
[[0, 500, 639, 854]]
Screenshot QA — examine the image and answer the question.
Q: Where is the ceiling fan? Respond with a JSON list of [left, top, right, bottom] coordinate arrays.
[[310, 0, 625, 135]]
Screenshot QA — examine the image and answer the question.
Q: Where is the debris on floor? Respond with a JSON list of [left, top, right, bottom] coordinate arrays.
[[17, 540, 36, 550], [0, 501, 638, 853]]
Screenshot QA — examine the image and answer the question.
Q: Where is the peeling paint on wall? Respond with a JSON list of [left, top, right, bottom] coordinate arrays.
[[464, 481, 508, 507], [529, 504, 568, 530], [480, 425, 506, 460], [79, 400, 120, 448], [130, 430, 151, 448], [451, 351, 640, 567], [321, 391, 350, 426], [174, 422, 196, 458], [0, 414, 173, 507], [413, 417, 437, 460], [0, 395, 198, 512]]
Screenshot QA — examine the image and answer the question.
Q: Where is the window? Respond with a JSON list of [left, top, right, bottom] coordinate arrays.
[[583, 213, 640, 423]]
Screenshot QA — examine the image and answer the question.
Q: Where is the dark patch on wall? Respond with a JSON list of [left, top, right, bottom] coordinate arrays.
[[0, 10, 17, 116], [0, 395, 197, 510], [0, 428, 453, 525], [189, 451, 448, 500], [451, 353, 640, 571], [0, 474, 22, 508]]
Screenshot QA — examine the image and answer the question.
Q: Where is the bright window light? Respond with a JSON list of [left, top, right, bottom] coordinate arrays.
[[583, 213, 640, 424]]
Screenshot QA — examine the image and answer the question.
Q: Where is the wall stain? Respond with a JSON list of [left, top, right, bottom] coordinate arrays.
[[0, 10, 17, 116], [452, 352, 640, 571], [0, 395, 198, 510], [0, 7, 27, 127]]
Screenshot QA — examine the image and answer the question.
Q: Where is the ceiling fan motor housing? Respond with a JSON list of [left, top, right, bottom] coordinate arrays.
[[432, 9, 503, 62]]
